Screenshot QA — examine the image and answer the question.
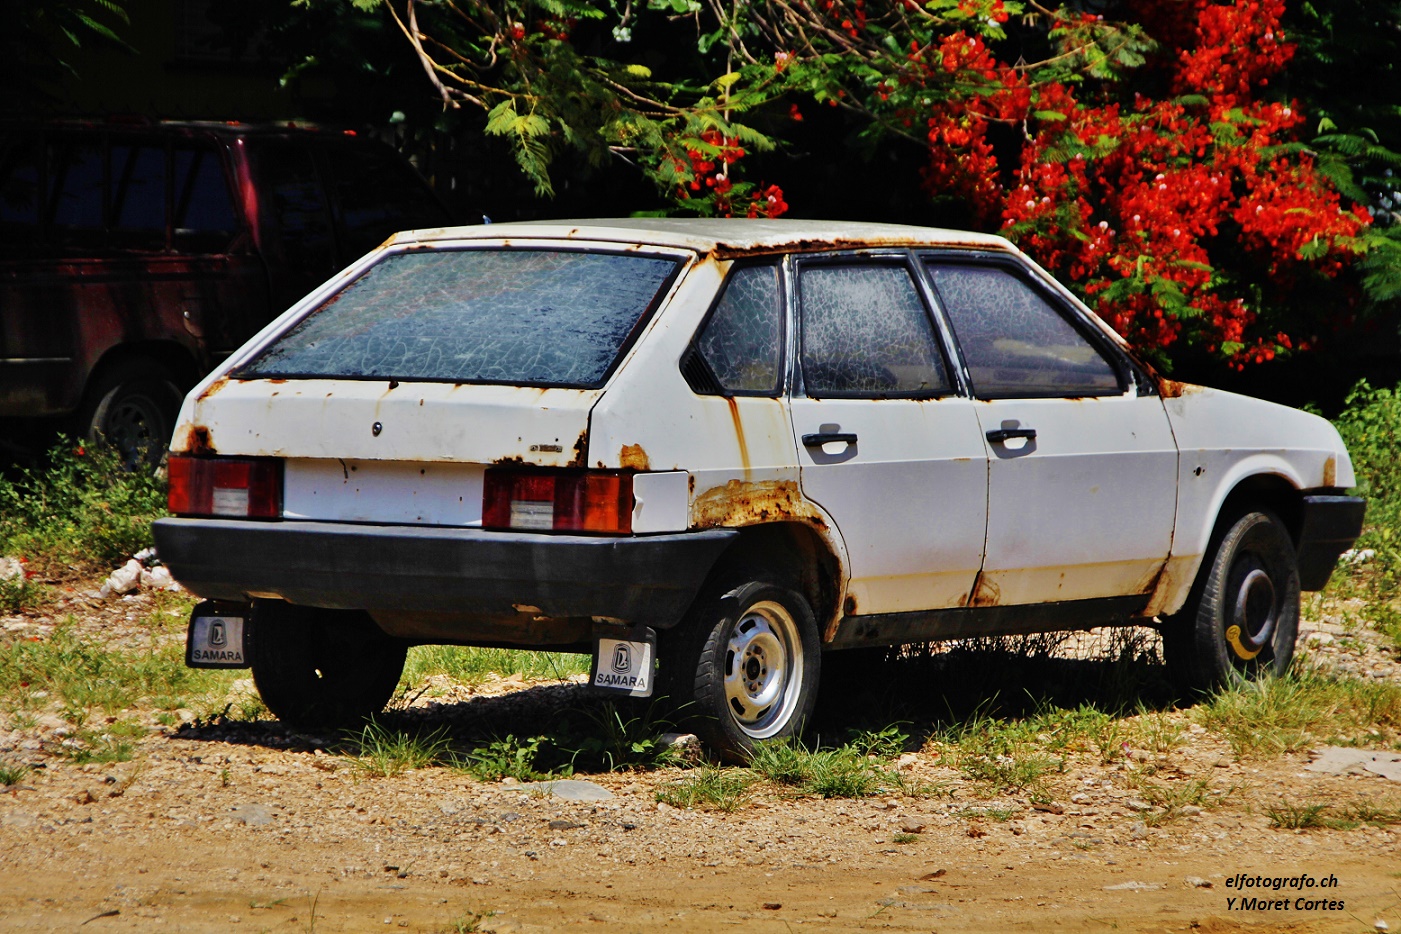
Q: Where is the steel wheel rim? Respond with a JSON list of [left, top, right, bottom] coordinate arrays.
[[1227, 560, 1278, 662], [722, 600, 803, 739]]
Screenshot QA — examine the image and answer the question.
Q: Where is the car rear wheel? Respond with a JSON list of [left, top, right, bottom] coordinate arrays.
[[1162, 510, 1300, 695], [250, 601, 407, 729], [79, 361, 183, 469], [659, 579, 821, 763]]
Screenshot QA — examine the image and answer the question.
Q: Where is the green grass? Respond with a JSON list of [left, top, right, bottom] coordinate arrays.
[[656, 766, 754, 811], [748, 738, 894, 798], [0, 618, 239, 721], [453, 734, 556, 782], [340, 719, 455, 778], [0, 576, 50, 614], [1265, 798, 1401, 831], [0, 439, 167, 578], [1195, 673, 1401, 758], [0, 759, 29, 785], [401, 645, 588, 689]]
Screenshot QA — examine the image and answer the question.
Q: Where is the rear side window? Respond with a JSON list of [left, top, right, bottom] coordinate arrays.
[[173, 144, 237, 249], [799, 263, 951, 397], [110, 143, 167, 247], [238, 249, 682, 387], [248, 142, 336, 273], [685, 263, 784, 395], [926, 263, 1121, 398]]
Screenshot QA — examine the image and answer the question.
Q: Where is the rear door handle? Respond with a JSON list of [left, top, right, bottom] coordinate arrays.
[[986, 427, 1037, 443], [802, 432, 858, 446]]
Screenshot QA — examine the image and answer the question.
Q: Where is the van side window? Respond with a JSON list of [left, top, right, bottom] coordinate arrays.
[[49, 140, 104, 238], [110, 144, 167, 247], [686, 263, 784, 395], [321, 142, 450, 259], [248, 142, 336, 273], [173, 144, 237, 250], [0, 136, 41, 236]]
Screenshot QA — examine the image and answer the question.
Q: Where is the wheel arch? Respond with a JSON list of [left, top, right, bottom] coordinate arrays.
[[82, 341, 204, 403], [706, 521, 845, 640], [1156, 462, 1306, 617]]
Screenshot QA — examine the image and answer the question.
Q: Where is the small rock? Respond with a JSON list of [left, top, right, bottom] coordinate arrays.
[[660, 732, 699, 748], [762, 903, 782, 910], [0, 556, 23, 581], [1306, 632, 1336, 645], [896, 754, 919, 770], [1104, 880, 1162, 892], [1125, 799, 1152, 811], [1185, 876, 1212, 888], [1181, 805, 1203, 817], [548, 820, 585, 830], [1070, 793, 1091, 804], [1128, 821, 1149, 841], [1375, 920, 1389, 932], [229, 804, 274, 826], [509, 779, 614, 802], [899, 818, 926, 834], [1032, 802, 1065, 815]]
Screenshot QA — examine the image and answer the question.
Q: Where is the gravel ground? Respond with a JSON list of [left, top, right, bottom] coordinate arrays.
[[1, 584, 1398, 932]]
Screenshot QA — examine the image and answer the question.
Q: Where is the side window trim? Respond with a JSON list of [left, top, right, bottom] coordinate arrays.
[[791, 249, 959, 401], [919, 251, 1137, 400], [680, 258, 787, 398]]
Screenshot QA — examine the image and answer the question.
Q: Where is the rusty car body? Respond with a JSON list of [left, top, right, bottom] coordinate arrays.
[[152, 218, 1365, 759], [0, 119, 450, 462]]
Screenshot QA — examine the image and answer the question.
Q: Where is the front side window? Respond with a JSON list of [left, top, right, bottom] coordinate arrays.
[[927, 263, 1121, 399], [799, 262, 950, 397], [110, 143, 167, 246], [173, 144, 237, 250], [238, 248, 681, 387], [687, 263, 783, 395]]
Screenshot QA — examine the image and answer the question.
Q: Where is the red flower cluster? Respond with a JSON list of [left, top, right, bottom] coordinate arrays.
[[902, 0, 1368, 367], [674, 130, 788, 219]]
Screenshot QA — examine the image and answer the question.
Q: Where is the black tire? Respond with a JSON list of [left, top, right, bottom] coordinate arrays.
[[1162, 510, 1300, 695], [78, 361, 183, 469], [657, 579, 821, 763], [250, 601, 408, 730]]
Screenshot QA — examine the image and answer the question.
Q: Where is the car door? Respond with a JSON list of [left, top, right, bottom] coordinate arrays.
[[924, 257, 1178, 609], [788, 253, 989, 616]]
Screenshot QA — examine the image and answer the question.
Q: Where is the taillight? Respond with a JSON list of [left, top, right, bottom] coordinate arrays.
[[168, 455, 282, 519], [483, 469, 633, 534]]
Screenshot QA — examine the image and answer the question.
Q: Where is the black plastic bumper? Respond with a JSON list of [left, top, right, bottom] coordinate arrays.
[[1296, 494, 1366, 591], [152, 518, 738, 631]]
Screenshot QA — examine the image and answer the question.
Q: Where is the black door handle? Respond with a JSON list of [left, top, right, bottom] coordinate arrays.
[[986, 427, 1037, 443], [802, 432, 858, 446]]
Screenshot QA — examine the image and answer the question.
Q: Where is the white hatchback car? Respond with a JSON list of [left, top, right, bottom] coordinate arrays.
[[154, 219, 1364, 759]]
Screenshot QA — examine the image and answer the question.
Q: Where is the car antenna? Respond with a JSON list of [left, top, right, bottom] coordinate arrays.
[[482, 215, 492, 224]]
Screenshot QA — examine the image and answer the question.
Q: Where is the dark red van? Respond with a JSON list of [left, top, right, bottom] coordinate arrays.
[[0, 120, 451, 462]]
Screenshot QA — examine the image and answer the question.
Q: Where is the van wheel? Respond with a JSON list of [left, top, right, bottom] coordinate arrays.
[[1162, 510, 1300, 695], [659, 579, 820, 763], [250, 602, 407, 730], [80, 362, 182, 468]]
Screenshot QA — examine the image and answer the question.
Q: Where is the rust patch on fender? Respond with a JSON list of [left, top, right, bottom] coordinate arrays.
[[691, 479, 826, 530], [1322, 455, 1337, 488], [724, 397, 751, 473], [969, 572, 1001, 607], [492, 455, 526, 466], [843, 594, 858, 616], [619, 444, 650, 471]]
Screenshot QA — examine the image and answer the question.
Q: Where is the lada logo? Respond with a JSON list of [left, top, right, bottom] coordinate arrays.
[[209, 620, 226, 647], [611, 643, 632, 674]]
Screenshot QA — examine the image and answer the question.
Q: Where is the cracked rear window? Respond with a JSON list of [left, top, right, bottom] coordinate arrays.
[[238, 248, 682, 387]]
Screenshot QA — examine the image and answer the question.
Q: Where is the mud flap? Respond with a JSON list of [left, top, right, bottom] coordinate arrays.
[[589, 625, 656, 697], [185, 600, 251, 669]]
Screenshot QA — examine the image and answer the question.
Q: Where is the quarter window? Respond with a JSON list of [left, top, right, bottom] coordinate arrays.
[[927, 263, 1121, 398], [799, 263, 950, 397], [689, 263, 783, 395]]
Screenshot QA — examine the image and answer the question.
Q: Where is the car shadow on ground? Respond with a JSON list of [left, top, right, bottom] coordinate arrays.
[[168, 627, 1181, 764]]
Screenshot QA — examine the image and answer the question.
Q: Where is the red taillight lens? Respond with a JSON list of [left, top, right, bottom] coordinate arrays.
[[169, 455, 282, 519], [483, 469, 633, 534]]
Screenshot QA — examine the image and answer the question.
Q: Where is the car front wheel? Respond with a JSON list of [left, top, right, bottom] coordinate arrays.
[[250, 601, 407, 729], [1162, 510, 1300, 695], [659, 579, 821, 762]]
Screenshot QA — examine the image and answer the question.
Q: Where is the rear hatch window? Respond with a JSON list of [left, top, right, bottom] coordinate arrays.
[[236, 248, 682, 388]]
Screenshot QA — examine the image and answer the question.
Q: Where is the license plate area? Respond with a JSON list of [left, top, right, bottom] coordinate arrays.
[[185, 601, 250, 669], [589, 626, 656, 697]]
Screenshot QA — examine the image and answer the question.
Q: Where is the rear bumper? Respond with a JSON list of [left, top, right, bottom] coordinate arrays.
[[1296, 494, 1366, 591], [152, 518, 737, 636]]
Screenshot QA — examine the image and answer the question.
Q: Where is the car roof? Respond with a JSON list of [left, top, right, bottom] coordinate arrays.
[[400, 218, 1017, 257]]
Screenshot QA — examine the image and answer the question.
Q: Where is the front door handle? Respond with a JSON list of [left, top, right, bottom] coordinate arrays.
[[986, 427, 1037, 443], [802, 431, 858, 447]]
